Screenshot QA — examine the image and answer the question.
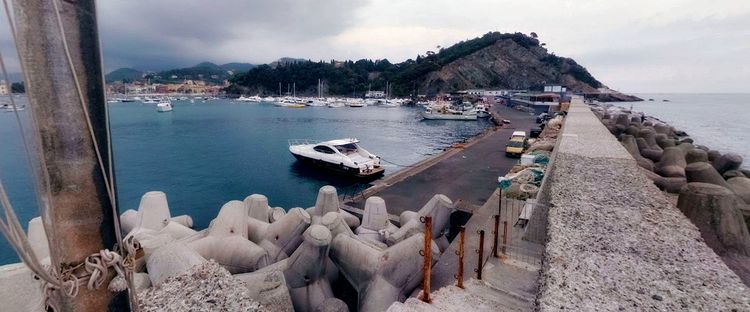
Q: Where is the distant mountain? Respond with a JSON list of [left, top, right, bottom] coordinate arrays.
[[220, 62, 255, 72], [227, 32, 613, 97], [149, 62, 256, 83], [105, 68, 143, 82]]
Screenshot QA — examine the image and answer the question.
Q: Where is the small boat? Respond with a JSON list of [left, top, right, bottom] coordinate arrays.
[[288, 138, 384, 179], [156, 100, 173, 112], [142, 97, 159, 104]]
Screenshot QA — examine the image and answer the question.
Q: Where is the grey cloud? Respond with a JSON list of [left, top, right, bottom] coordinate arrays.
[[98, 0, 369, 70]]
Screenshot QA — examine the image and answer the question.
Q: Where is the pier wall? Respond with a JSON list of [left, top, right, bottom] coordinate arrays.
[[537, 100, 750, 310]]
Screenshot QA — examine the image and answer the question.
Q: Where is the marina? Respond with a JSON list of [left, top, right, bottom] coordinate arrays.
[[0, 0, 748, 311]]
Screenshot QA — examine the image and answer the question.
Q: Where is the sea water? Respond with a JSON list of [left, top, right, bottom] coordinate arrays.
[[0, 98, 492, 264], [618, 93, 750, 165]]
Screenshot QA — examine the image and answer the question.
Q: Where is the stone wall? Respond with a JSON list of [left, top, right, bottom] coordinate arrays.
[[536, 99, 750, 310]]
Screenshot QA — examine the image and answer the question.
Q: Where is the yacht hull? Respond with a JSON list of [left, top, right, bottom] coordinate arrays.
[[290, 153, 384, 179]]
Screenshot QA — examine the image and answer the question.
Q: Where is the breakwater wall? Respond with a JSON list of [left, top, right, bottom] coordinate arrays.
[[536, 99, 750, 310]]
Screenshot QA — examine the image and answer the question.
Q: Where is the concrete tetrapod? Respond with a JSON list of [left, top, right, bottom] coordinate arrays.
[[247, 207, 312, 262], [308, 185, 360, 228], [283, 225, 335, 312], [655, 147, 687, 178], [724, 170, 747, 180], [621, 135, 654, 171], [245, 194, 287, 223], [188, 200, 269, 273], [685, 162, 731, 189], [677, 183, 750, 257], [384, 194, 454, 250], [713, 153, 744, 174], [146, 241, 207, 286], [329, 232, 439, 312], [120, 191, 195, 237], [355, 196, 398, 244], [728, 177, 750, 205], [685, 149, 709, 164]]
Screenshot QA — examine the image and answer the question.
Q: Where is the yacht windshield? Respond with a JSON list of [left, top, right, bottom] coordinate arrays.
[[334, 143, 358, 154]]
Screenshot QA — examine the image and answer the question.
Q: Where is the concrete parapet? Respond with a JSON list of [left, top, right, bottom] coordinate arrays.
[[537, 100, 750, 310]]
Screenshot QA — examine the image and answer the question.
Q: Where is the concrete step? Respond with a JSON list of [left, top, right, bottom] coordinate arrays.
[[387, 279, 532, 312]]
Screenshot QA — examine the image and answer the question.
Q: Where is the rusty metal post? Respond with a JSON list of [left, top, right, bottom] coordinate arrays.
[[420, 216, 432, 303], [492, 215, 500, 258], [502, 221, 508, 255], [12, 0, 126, 310], [475, 230, 485, 280], [455, 226, 465, 288]]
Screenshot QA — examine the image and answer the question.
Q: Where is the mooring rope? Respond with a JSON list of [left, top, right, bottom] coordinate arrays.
[[0, 1, 138, 311], [379, 157, 418, 168]]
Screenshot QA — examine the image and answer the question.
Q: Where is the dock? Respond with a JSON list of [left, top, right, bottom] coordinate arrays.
[[344, 104, 538, 216]]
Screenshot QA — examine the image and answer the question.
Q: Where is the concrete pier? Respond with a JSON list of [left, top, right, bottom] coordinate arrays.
[[537, 100, 750, 310], [347, 104, 536, 216]]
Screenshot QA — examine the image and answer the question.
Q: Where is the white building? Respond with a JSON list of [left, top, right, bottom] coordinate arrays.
[[0, 80, 7, 95]]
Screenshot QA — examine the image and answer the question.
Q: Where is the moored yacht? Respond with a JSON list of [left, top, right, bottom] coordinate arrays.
[[288, 138, 384, 179], [156, 99, 173, 112], [421, 106, 477, 120]]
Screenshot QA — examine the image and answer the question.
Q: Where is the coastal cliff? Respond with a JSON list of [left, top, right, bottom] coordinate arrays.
[[226, 32, 636, 100]]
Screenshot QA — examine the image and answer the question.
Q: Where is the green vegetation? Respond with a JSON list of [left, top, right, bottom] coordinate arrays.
[[228, 32, 602, 96]]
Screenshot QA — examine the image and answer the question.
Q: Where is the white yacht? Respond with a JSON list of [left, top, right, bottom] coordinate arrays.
[[156, 100, 173, 112], [288, 138, 384, 179]]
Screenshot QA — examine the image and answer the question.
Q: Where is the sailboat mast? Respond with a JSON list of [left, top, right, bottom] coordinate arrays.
[[318, 78, 321, 98], [13, 0, 126, 310]]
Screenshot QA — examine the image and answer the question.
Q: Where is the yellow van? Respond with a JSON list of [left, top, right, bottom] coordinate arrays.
[[505, 137, 527, 157]]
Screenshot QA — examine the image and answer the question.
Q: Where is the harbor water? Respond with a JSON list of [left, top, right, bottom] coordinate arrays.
[[0, 98, 492, 264]]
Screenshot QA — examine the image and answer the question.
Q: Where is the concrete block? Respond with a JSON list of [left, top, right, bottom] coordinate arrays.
[[728, 177, 750, 205], [235, 270, 294, 312], [713, 153, 743, 174], [146, 241, 206, 286], [283, 225, 334, 312], [330, 233, 439, 312], [655, 147, 687, 178], [685, 149, 709, 164], [245, 194, 272, 222], [723, 170, 747, 180], [188, 201, 269, 273], [685, 162, 731, 189], [677, 183, 750, 257]]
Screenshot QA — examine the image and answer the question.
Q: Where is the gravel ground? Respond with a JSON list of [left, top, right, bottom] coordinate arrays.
[[138, 260, 262, 311], [537, 102, 750, 311]]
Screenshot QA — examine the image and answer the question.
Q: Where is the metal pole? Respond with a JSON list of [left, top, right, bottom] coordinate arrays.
[[13, 1, 126, 310], [420, 216, 432, 303], [455, 226, 465, 289], [475, 230, 485, 280], [492, 215, 500, 258], [503, 221, 508, 255]]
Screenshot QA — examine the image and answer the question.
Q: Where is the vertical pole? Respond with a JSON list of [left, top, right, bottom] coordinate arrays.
[[492, 215, 500, 258], [13, 1, 125, 311], [420, 216, 432, 303], [476, 230, 485, 280], [502, 221, 508, 255], [455, 226, 465, 289]]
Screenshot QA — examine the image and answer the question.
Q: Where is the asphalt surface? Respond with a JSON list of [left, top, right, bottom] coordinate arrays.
[[349, 103, 538, 215]]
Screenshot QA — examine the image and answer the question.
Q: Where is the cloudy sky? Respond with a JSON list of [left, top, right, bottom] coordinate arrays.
[[2, 0, 749, 93]]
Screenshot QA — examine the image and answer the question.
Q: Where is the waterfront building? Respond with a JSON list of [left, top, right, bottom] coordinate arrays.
[[0, 80, 8, 95]]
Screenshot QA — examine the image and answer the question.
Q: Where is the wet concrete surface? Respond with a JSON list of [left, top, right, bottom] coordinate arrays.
[[348, 103, 538, 216]]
